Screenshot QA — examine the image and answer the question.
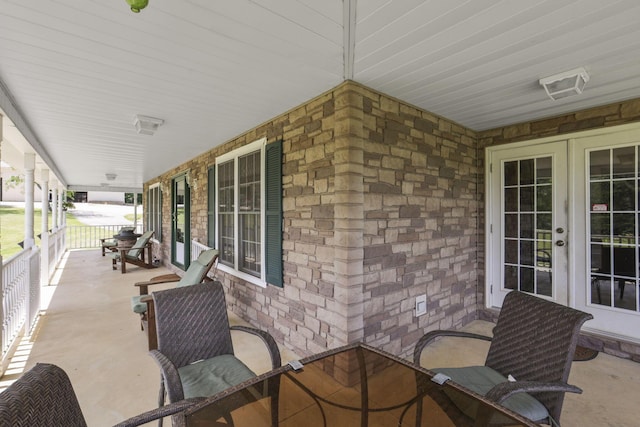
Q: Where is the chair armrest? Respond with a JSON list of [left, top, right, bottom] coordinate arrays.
[[149, 350, 185, 403], [413, 330, 493, 364], [135, 274, 181, 295], [230, 325, 282, 369], [113, 397, 204, 427], [485, 380, 583, 404]]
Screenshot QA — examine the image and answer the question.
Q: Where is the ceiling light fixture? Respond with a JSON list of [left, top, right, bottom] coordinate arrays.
[[134, 115, 164, 135], [126, 0, 149, 13], [105, 173, 117, 181], [539, 67, 590, 101]]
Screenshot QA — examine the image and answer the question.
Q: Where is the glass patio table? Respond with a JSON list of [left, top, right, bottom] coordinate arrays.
[[180, 342, 538, 427]]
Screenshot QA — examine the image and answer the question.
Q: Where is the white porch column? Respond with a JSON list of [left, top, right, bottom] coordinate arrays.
[[133, 192, 139, 230], [23, 153, 36, 249], [59, 186, 66, 225], [40, 169, 50, 284], [51, 179, 58, 230]]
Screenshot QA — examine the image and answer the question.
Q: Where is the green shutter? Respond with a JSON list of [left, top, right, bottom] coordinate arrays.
[[265, 140, 283, 287], [207, 166, 216, 248]]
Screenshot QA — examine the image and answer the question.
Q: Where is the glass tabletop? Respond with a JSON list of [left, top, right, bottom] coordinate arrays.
[[183, 343, 538, 427]]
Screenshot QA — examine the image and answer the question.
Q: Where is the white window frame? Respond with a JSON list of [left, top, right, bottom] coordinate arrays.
[[215, 137, 267, 287], [147, 183, 162, 242]]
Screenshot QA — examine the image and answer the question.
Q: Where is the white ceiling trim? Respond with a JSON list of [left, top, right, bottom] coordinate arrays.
[[343, 0, 357, 80]]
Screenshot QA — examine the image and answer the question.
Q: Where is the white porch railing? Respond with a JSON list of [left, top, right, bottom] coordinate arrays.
[[1, 225, 68, 368], [65, 224, 143, 249], [191, 239, 211, 260], [1, 247, 41, 360], [1, 229, 204, 370]]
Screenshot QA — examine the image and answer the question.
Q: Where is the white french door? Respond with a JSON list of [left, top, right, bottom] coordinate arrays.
[[572, 127, 640, 341], [487, 142, 568, 308], [487, 124, 640, 342]]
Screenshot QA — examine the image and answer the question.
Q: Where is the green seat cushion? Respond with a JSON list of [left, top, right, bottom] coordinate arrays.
[[102, 239, 117, 247], [178, 354, 256, 399], [434, 366, 549, 422], [131, 295, 148, 314]]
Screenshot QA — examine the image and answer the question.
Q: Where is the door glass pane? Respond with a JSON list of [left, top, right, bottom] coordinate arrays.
[[588, 146, 640, 312], [502, 156, 553, 297]]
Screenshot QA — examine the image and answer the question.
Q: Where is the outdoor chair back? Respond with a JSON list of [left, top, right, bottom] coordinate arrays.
[[414, 291, 593, 425]]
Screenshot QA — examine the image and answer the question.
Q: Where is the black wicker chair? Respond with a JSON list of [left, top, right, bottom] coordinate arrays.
[[413, 291, 593, 426], [0, 363, 199, 427], [149, 281, 281, 422]]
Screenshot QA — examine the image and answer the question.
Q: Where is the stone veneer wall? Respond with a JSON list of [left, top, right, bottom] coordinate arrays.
[[477, 98, 640, 362], [144, 81, 480, 358], [145, 79, 640, 360]]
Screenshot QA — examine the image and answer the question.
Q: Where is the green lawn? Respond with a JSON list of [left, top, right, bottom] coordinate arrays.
[[0, 207, 85, 259]]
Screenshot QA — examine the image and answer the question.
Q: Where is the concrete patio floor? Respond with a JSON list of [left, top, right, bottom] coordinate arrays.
[[1, 249, 638, 426]]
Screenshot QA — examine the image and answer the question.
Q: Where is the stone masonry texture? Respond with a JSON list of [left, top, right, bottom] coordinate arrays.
[[144, 82, 640, 360]]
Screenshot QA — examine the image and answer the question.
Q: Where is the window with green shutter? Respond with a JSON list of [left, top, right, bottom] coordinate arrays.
[[212, 137, 283, 287]]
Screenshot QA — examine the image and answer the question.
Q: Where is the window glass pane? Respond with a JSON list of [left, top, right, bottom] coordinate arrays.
[[537, 214, 552, 236], [504, 265, 518, 290], [612, 246, 636, 277], [238, 152, 261, 276], [590, 213, 610, 242], [505, 214, 518, 238], [590, 150, 610, 179], [504, 188, 518, 212], [520, 214, 534, 239], [613, 146, 635, 179], [536, 269, 552, 296], [591, 277, 611, 306], [520, 240, 534, 266], [613, 180, 635, 211], [590, 181, 610, 207], [520, 267, 534, 292], [520, 159, 534, 185], [613, 213, 635, 243], [519, 187, 534, 211], [504, 161, 518, 186], [505, 239, 518, 264], [218, 161, 235, 266], [536, 185, 551, 211], [614, 279, 637, 310], [536, 157, 552, 184]]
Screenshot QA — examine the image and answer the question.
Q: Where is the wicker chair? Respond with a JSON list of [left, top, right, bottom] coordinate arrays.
[[413, 291, 593, 426], [0, 363, 199, 427], [149, 281, 281, 419], [131, 249, 219, 350]]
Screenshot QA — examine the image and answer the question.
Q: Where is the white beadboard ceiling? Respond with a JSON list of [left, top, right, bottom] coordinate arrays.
[[1, 0, 640, 191]]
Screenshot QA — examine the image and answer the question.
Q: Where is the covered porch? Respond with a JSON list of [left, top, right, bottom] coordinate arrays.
[[0, 248, 638, 426]]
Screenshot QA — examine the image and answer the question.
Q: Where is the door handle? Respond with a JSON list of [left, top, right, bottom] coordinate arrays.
[[555, 240, 565, 247]]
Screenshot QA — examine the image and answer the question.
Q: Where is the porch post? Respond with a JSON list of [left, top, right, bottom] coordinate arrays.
[[133, 192, 139, 230], [58, 185, 65, 226], [51, 179, 58, 230], [23, 153, 36, 249], [40, 169, 50, 284]]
